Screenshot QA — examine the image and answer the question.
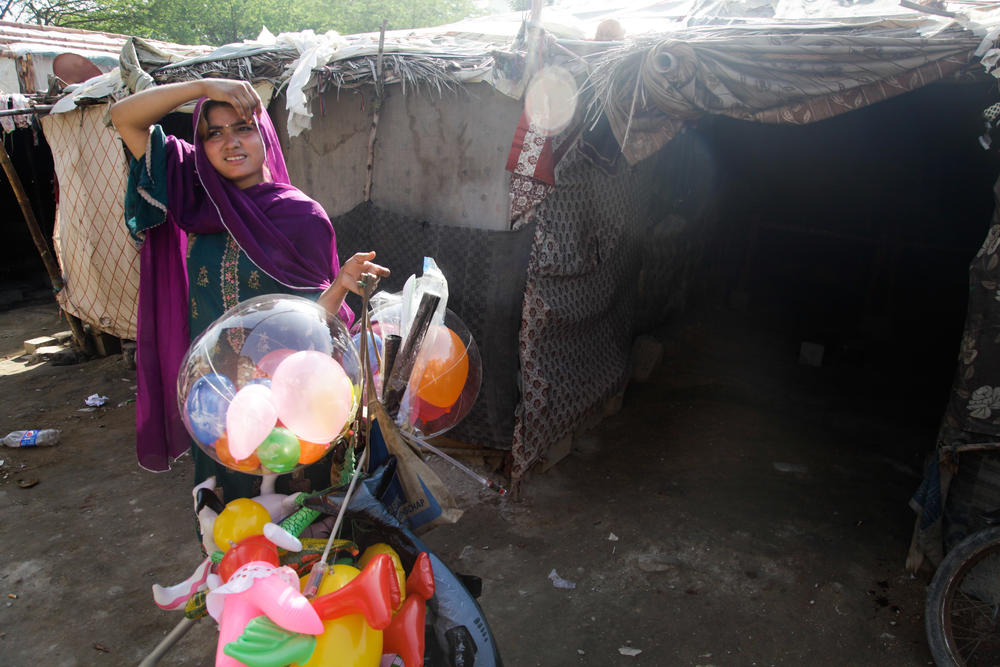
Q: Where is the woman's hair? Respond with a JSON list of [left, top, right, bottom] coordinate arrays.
[[196, 100, 234, 140]]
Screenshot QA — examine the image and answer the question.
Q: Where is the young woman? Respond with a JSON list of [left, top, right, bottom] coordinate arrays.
[[111, 78, 389, 499]]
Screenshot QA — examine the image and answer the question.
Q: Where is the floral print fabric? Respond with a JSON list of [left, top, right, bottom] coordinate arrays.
[[946, 217, 1000, 434], [909, 178, 1000, 571]]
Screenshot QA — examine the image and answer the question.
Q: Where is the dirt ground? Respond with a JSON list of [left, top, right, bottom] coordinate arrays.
[[0, 299, 934, 666]]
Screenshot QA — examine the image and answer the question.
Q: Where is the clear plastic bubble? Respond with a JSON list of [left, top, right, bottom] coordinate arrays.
[[177, 295, 361, 475], [359, 304, 481, 438], [524, 65, 578, 136]]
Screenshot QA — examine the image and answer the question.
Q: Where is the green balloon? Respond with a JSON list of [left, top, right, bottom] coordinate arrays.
[[257, 427, 301, 473]]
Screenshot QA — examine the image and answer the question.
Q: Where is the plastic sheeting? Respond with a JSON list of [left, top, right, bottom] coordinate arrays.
[[589, 22, 983, 164], [42, 105, 139, 340]]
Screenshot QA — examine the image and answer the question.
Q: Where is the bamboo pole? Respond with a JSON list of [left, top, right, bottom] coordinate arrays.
[[363, 19, 388, 202], [0, 138, 89, 350]]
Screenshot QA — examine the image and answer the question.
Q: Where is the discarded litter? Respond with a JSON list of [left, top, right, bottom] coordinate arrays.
[[548, 569, 576, 590], [3, 429, 60, 448], [85, 394, 109, 407], [608, 532, 619, 541], [618, 647, 642, 656]]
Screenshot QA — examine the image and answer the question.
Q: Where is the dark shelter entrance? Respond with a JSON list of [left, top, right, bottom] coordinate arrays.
[[1, 126, 57, 305], [654, 78, 1000, 471], [430, 80, 1000, 659]]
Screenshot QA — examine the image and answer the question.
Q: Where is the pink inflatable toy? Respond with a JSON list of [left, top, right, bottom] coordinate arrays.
[[206, 562, 323, 667]]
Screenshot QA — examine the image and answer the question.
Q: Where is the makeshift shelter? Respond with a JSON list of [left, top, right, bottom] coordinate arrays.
[[0, 21, 206, 333], [25, 32, 210, 339], [40, 0, 1000, 507], [0, 20, 122, 93]]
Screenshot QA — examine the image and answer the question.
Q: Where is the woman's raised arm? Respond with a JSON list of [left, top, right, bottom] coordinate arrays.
[[109, 79, 261, 160]]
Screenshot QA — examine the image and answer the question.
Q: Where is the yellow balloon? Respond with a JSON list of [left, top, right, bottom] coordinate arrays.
[[358, 543, 406, 611], [211, 498, 271, 553], [295, 565, 382, 667]]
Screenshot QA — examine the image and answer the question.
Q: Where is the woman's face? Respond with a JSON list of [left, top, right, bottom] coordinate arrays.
[[201, 104, 266, 189]]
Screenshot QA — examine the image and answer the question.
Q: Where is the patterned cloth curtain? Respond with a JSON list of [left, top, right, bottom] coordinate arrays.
[[511, 148, 656, 483], [592, 24, 981, 164]]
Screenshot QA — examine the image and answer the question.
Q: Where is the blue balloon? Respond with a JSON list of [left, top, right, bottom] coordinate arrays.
[[343, 332, 383, 378], [184, 373, 235, 446]]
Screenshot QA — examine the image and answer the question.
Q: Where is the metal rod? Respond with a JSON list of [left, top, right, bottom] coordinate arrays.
[[0, 105, 51, 117], [400, 430, 508, 496], [138, 616, 199, 666]]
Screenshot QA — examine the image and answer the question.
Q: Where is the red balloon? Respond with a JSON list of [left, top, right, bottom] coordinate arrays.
[[218, 535, 279, 582], [408, 395, 450, 426]]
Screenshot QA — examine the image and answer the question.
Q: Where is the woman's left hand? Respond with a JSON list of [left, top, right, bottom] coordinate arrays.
[[317, 251, 390, 316], [335, 251, 391, 295]]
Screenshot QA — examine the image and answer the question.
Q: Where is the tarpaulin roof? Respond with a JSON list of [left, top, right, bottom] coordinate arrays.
[[44, 0, 1000, 158], [0, 20, 123, 63], [584, 18, 992, 162]]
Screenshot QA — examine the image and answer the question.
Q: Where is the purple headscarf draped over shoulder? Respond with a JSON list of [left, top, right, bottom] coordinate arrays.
[[136, 99, 352, 472]]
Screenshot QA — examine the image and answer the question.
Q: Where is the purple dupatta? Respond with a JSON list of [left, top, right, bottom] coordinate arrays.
[[135, 99, 353, 472]]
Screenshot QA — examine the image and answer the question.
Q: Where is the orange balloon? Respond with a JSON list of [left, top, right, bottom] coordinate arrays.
[[298, 438, 330, 465], [411, 326, 469, 408], [214, 434, 261, 473]]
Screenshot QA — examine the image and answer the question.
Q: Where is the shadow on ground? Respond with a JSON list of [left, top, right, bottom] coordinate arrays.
[[0, 303, 933, 665]]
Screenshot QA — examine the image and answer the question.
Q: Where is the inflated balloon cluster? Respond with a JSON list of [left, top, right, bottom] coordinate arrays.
[[160, 262, 493, 667], [177, 295, 362, 475], [357, 259, 481, 438]]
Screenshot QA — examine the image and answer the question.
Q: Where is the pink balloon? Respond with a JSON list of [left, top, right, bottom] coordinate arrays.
[[226, 384, 278, 460], [270, 350, 353, 444], [254, 348, 296, 379]]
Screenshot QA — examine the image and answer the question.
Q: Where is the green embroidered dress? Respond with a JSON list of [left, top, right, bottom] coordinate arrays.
[[187, 233, 322, 499]]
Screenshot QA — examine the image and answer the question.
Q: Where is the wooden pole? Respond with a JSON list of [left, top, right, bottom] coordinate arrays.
[[524, 0, 544, 81], [0, 139, 89, 350], [363, 19, 388, 202]]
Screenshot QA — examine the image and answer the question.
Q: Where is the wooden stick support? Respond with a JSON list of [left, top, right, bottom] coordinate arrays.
[[381, 293, 440, 418], [363, 19, 388, 202], [0, 140, 89, 351], [382, 334, 401, 386]]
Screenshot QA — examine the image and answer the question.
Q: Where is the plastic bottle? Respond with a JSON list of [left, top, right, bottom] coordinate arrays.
[[3, 429, 60, 448]]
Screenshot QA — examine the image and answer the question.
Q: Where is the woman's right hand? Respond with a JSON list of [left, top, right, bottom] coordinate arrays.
[[199, 79, 261, 122], [110, 79, 262, 160]]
